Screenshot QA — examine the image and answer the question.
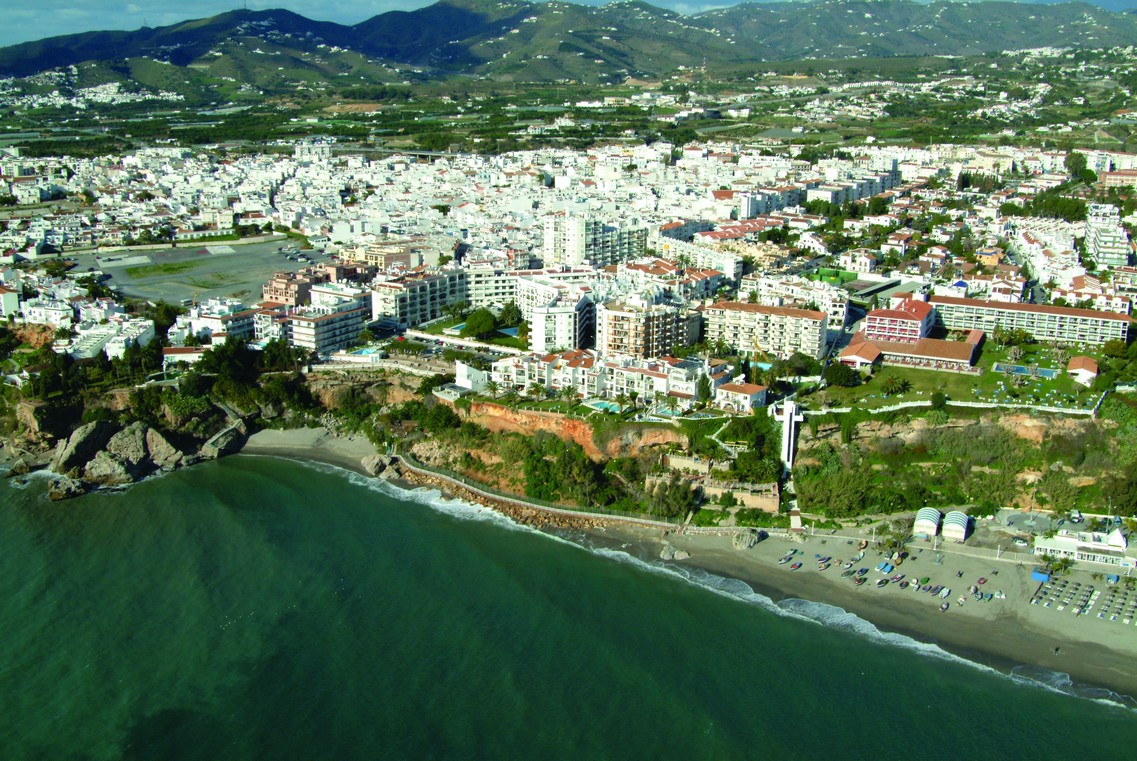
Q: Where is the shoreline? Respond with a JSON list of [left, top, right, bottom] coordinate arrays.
[[234, 428, 1137, 704]]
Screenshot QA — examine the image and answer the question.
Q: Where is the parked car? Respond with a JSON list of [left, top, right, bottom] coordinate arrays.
[[1069, 510, 1083, 524]]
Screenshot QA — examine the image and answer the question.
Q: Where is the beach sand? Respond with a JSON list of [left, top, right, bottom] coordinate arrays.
[[592, 525, 1137, 700], [240, 428, 378, 476]]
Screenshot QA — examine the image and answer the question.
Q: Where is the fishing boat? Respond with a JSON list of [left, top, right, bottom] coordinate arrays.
[[790, 562, 802, 571], [919, 577, 930, 586], [939, 587, 952, 599], [841, 562, 853, 570], [856, 568, 868, 576], [841, 569, 855, 578], [858, 540, 868, 550], [778, 556, 792, 565], [853, 577, 866, 586], [818, 563, 831, 572], [876, 579, 889, 588], [940, 602, 950, 612], [852, 551, 865, 562], [891, 574, 905, 583], [817, 556, 831, 564], [977, 577, 988, 585], [899, 581, 909, 590]]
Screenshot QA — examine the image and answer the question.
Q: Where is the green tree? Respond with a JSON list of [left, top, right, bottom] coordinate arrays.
[[823, 363, 859, 388], [461, 308, 497, 339], [696, 374, 712, 404], [498, 301, 522, 327]]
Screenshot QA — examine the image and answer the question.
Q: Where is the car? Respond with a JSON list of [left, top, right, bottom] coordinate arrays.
[[1011, 538, 1029, 547], [1069, 510, 1083, 524]]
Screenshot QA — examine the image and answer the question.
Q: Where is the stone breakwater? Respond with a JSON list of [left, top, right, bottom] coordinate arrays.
[[393, 459, 679, 532]]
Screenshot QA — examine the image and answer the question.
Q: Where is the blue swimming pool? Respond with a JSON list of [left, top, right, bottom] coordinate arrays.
[[585, 400, 623, 413], [993, 362, 1059, 379]]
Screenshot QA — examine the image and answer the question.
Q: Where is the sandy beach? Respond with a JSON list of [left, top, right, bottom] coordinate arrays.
[[233, 429, 1137, 702], [239, 427, 379, 476]]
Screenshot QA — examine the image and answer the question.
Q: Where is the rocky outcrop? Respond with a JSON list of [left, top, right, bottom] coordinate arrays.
[[50, 421, 116, 475], [200, 425, 244, 460], [84, 451, 134, 487], [5, 458, 30, 478], [362, 454, 393, 477], [106, 422, 150, 471], [43, 420, 204, 499], [146, 428, 183, 470], [48, 476, 85, 501], [733, 528, 760, 550]]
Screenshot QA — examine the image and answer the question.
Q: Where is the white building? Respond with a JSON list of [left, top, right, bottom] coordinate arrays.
[[702, 301, 827, 360], [1034, 528, 1136, 570]]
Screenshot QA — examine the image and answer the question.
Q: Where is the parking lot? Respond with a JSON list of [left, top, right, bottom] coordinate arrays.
[[96, 239, 321, 306]]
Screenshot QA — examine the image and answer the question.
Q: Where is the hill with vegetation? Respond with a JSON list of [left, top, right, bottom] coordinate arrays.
[[2, 0, 1136, 86]]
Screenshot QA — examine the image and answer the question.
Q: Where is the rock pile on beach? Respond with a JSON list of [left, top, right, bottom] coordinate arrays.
[[43, 420, 219, 500]]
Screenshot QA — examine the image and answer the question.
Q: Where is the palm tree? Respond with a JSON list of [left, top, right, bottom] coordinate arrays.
[[485, 379, 500, 399], [665, 395, 680, 416], [615, 391, 628, 412], [629, 390, 639, 411], [559, 386, 577, 406]]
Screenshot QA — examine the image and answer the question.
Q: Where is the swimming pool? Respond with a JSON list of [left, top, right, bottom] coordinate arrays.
[[993, 362, 1059, 379], [585, 400, 623, 413]]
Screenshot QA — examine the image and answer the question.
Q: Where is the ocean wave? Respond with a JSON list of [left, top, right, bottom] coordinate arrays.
[[280, 456, 563, 539]]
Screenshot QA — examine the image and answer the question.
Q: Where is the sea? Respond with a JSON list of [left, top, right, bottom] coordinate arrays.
[[2, 455, 1136, 760]]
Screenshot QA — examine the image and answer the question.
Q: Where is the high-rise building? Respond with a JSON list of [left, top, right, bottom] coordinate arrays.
[[542, 216, 647, 267]]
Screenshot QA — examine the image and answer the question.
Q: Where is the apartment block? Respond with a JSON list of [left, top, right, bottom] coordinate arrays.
[[543, 215, 647, 268], [370, 270, 467, 329], [287, 300, 369, 355], [702, 301, 827, 360], [928, 295, 1129, 346], [595, 294, 682, 359]]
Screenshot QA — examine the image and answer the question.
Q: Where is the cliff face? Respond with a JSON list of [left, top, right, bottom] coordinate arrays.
[[465, 402, 684, 460]]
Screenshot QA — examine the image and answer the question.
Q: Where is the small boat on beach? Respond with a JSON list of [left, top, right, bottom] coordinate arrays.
[[778, 557, 791, 565], [919, 577, 930, 586], [891, 574, 905, 583], [876, 579, 889, 588], [841, 569, 855, 578], [790, 562, 802, 571], [841, 562, 853, 570], [940, 602, 950, 612], [858, 540, 868, 550], [817, 556, 831, 564], [853, 577, 866, 587], [899, 581, 909, 590], [852, 551, 865, 562], [818, 563, 831, 572], [939, 587, 952, 599], [857, 568, 868, 576], [978, 577, 988, 585]]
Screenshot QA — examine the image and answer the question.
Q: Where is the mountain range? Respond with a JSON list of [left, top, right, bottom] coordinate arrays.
[[1, 0, 1135, 84]]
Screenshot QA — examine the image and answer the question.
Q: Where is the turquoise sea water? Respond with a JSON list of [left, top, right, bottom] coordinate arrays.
[[2, 456, 1136, 760]]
